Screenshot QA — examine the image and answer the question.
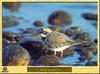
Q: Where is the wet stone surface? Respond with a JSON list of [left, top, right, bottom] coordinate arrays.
[[85, 61, 97, 66], [33, 20, 45, 27], [73, 32, 91, 42], [20, 41, 46, 60], [74, 41, 97, 61], [3, 31, 20, 44], [2, 3, 97, 66], [3, 16, 20, 28], [3, 2, 21, 12], [34, 55, 61, 66], [65, 26, 81, 37], [82, 13, 97, 21], [48, 10, 72, 26]]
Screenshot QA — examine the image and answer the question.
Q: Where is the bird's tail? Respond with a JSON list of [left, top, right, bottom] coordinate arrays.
[[71, 41, 87, 46]]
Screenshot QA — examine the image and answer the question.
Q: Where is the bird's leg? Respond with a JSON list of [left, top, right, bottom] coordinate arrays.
[[45, 49, 48, 55], [54, 51, 56, 56], [61, 51, 63, 59], [12, 38, 16, 43]]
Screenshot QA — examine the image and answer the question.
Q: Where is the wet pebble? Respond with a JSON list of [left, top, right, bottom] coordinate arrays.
[[73, 32, 91, 42], [78, 56, 87, 62], [48, 10, 72, 25], [85, 61, 97, 66], [82, 13, 97, 21], [86, 42, 97, 55], [76, 49, 94, 61], [74, 41, 97, 61], [34, 55, 61, 66], [33, 20, 45, 27], [65, 26, 81, 37], [75, 41, 97, 55], [3, 16, 19, 28], [94, 39, 97, 44], [3, 31, 20, 44], [23, 28, 35, 34], [17, 28, 25, 32], [20, 41, 46, 60], [3, 2, 21, 12], [85, 51, 94, 60]]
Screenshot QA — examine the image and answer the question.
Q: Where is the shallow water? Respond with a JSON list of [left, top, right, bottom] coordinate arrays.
[[3, 3, 97, 65]]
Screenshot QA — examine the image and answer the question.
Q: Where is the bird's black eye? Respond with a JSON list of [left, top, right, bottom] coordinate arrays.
[[39, 29, 43, 33]]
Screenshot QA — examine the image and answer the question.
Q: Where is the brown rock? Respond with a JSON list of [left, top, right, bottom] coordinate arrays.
[[20, 41, 46, 60], [3, 16, 19, 28], [33, 20, 44, 27], [82, 13, 97, 21], [73, 32, 91, 42], [65, 26, 81, 36], [34, 55, 61, 66], [3, 31, 20, 43], [48, 11, 72, 25], [85, 61, 97, 66], [3, 2, 20, 12]]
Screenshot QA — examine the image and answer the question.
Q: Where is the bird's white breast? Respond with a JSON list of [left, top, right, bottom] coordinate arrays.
[[48, 45, 70, 52]]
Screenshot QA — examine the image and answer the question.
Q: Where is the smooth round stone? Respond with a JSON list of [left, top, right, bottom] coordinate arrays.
[[74, 41, 97, 61], [33, 20, 45, 27], [20, 41, 46, 60], [73, 32, 91, 42], [22, 28, 35, 34], [3, 31, 20, 43], [65, 26, 81, 36], [3, 2, 21, 12], [75, 41, 97, 56], [48, 10, 72, 25], [3, 16, 19, 28], [85, 61, 97, 66], [78, 56, 87, 62], [86, 42, 97, 55], [94, 39, 97, 44], [34, 55, 61, 66], [82, 13, 97, 21]]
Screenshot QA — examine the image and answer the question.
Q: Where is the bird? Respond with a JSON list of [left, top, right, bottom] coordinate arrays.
[[40, 28, 86, 59]]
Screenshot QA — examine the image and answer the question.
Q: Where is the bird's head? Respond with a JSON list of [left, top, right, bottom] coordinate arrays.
[[39, 28, 52, 38]]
